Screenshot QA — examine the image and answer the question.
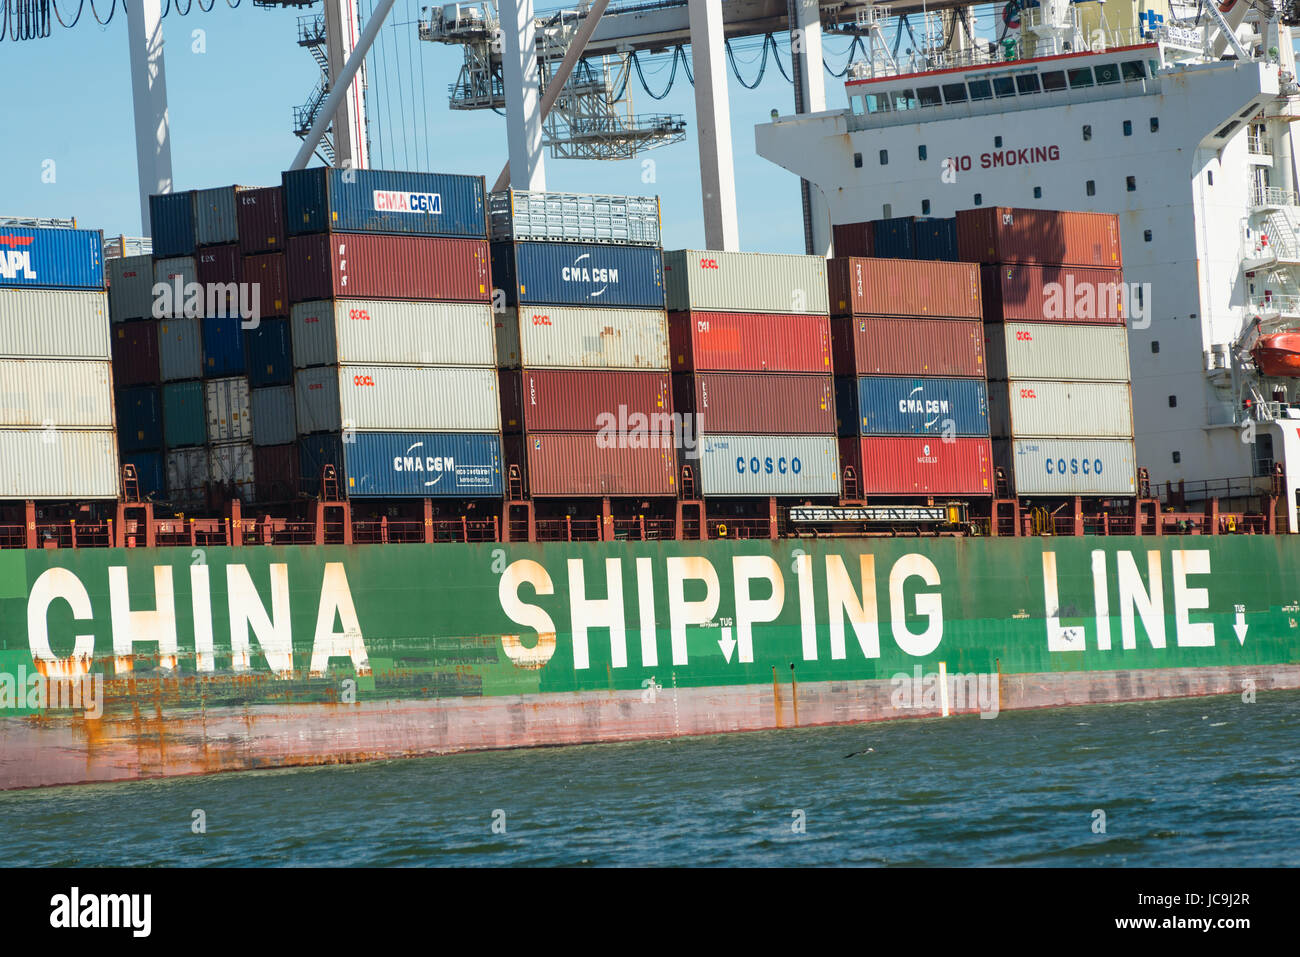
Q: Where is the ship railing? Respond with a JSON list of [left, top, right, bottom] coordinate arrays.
[[1251, 186, 1299, 209], [535, 517, 602, 542], [1248, 293, 1300, 315]]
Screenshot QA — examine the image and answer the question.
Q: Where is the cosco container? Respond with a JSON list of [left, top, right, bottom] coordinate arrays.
[[194, 186, 247, 247], [251, 385, 296, 446], [161, 380, 206, 448], [237, 186, 286, 255], [662, 249, 828, 314], [0, 359, 114, 427], [994, 437, 1137, 496], [286, 233, 490, 303], [202, 315, 245, 376], [668, 311, 831, 373], [696, 434, 840, 497], [148, 191, 196, 258], [295, 365, 500, 434], [107, 254, 155, 321], [496, 305, 668, 370], [121, 450, 165, 499], [524, 432, 677, 497], [832, 222, 872, 258], [205, 376, 252, 443], [985, 322, 1131, 381], [506, 370, 671, 433], [208, 440, 255, 500], [299, 430, 504, 498], [253, 443, 299, 501], [246, 318, 292, 387], [870, 217, 917, 259], [489, 190, 661, 246], [0, 428, 119, 499], [165, 446, 208, 503], [677, 373, 835, 435], [157, 318, 203, 381], [241, 252, 289, 317], [0, 289, 110, 358], [989, 380, 1134, 438], [282, 168, 487, 238], [956, 206, 1123, 267], [839, 436, 993, 496], [827, 258, 982, 319], [110, 320, 160, 385], [980, 264, 1126, 324], [152, 257, 197, 318], [0, 226, 103, 290], [118, 385, 163, 452], [292, 299, 496, 368], [832, 317, 985, 378], [840, 376, 989, 437], [492, 241, 665, 309]]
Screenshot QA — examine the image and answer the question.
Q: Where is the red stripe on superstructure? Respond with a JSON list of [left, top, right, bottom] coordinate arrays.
[[845, 43, 1159, 88]]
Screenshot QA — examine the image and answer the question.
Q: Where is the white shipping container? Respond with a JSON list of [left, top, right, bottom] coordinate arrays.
[[107, 254, 155, 321], [291, 299, 496, 368], [0, 289, 111, 359], [989, 380, 1134, 438], [986, 322, 1131, 381], [499, 305, 669, 370], [696, 433, 840, 496], [663, 249, 830, 315], [208, 441, 255, 498], [0, 359, 114, 428], [994, 438, 1137, 496], [166, 446, 208, 503], [251, 385, 296, 446], [295, 365, 501, 433], [157, 317, 204, 381], [152, 257, 197, 318], [0, 428, 120, 499], [205, 376, 252, 443]]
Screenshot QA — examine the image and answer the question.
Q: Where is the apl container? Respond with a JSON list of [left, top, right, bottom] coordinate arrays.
[[509, 370, 671, 432], [956, 207, 1123, 267], [194, 186, 248, 247], [237, 186, 286, 255], [246, 318, 292, 387], [994, 437, 1137, 496], [208, 440, 255, 500], [292, 299, 496, 368], [668, 311, 831, 373], [988, 380, 1135, 438], [107, 254, 155, 321], [0, 428, 120, 499], [148, 191, 196, 258], [110, 320, 160, 386], [282, 168, 487, 238], [980, 264, 1126, 324], [251, 385, 296, 446], [827, 257, 982, 319], [489, 190, 661, 246], [524, 432, 677, 497], [662, 249, 828, 315], [202, 315, 246, 377], [158, 318, 204, 381], [677, 373, 835, 435], [0, 226, 104, 290], [832, 317, 985, 378], [121, 450, 165, 499], [241, 252, 288, 318], [493, 241, 665, 309], [287, 233, 490, 303], [496, 305, 668, 370], [253, 443, 299, 502], [152, 257, 197, 318], [299, 430, 504, 498], [205, 376, 252, 443], [832, 222, 873, 258], [0, 289, 110, 358], [696, 434, 840, 497], [985, 322, 1131, 381], [165, 446, 208, 503], [841, 376, 990, 437], [161, 380, 206, 448], [839, 436, 993, 496], [117, 385, 164, 452], [295, 365, 500, 434], [0, 359, 114, 428]]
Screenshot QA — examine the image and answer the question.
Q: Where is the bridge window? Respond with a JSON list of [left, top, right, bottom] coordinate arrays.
[[1016, 74, 1041, 94], [1095, 63, 1122, 85], [942, 83, 968, 104], [865, 93, 888, 113], [917, 86, 943, 108], [1041, 70, 1067, 91], [968, 78, 993, 101], [851, 95, 866, 116], [1068, 67, 1095, 88], [891, 89, 918, 111], [1122, 60, 1148, 81], [993, 76, 1017, 98]]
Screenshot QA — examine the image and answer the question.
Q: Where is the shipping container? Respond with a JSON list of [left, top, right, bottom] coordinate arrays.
[[253, 443, 299, 501], [0, 289, 110, 358], [161, 380, 206, 448], [677, 373, 835, 434], [237, 186, 286, 255], [509, 370, 671, 432], [827, 257, 982, 319], [496, 305, 668, 370], [0, 225, 103, 290], [118, 385, 163, 452], [956, 207, 1123, 267], [165, 446, 208, 503], [295, 364, 500, 434], [993, 437, 1138, 496], [202, 314, 246, 376], [241, 252, 289, 318], [292, 299, 496, 368], [525, 432, 677, 497], [251, 385, 296, 446], [840, 376, 989, 437], [870, 217, 917, 259], [148, 191, 196, 258], [988, 380, 1134, 438], [205, 376, 252, 443], [489, 190, 661, 246], [157, 318, 204, 381], [299, 430, 504, 498], [695, 433, 840, 497], [0, 359, 114, 427], [839, 436, 993, 496], [980, 264, 1126, 324], [121, 450, 165, 499], [152, 257, 197, 318], [194, 186, 247, 247], [246, 318, 292, 386], [0, 428, 119, 499], [110, 320, 160, 386], [493, 241, 665, 309], [913, 217, 959, 262], [195, 243, 241, 320], [662, 249, 828, 314], [282, 168, 487, 238], [208, 440, 255, 500], [286, 233, 491, 303], [832, 222, 872, 258], [668, 311, 831, 373], [107, 254, 155, 321], [832, 316, 985, 378], [985, 322, 1131, 381]]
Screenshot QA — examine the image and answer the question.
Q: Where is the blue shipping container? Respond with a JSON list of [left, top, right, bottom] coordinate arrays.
[[299, 431, 503, 498], [848, 376, 989, 436], [870, 217, 917, 259], [0, 226, 104, 290], [161, 380, 207, 448], [913, 218, 959, 262], [122, 450, 165, 498], [203, 315, 246, 376], [491, 241, 664, 308], [149, 191, 196, 258], [245, 318, 291, 387], [282, 168, 487, 238], [116, 386, 163, 452]]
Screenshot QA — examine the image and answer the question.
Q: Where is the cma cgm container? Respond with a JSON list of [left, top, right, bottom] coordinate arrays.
[[994, 437, 1137, 496], [696, 434, 840, 497], [246, 318, 292, 387], [677, 373, 834, 435], [241, 253, 289, 318], [668, 311, 831, 373], [286, 233, 490, 303], [158, 318, 204, 381], [107, 254, 155, 321], [194, 186, 247, 247], [827, 258, 981, 319], [956, 207, 1123, 267], [0, 359, 114, 427], [110, 320, 160, 385], [496, 305, 668, 370], [205, 376, 252, 443], [282, 168, 487, 238], [300, 430, 504, 497], [117, 385, 164, 452], [524, 433, 676, 497], [237, 186, 286, 255], [832, 222, 872, 258], [489, 189, 661, 246], [507, 370, 671, 433], [662, 249, 829, 315], [295, 365, 500, 434], [161, 380, 206, 448], [292, 299, 496, 368], [839, 436, 993, 496], [980, 264, 1126, 324], [0, 226, 104, 290], [840, 376, 989, 437], [832, 317, 984, 378], [989, 380, 1134, 438], [985, 323, 1131, 381], [148, 191, 196, 258], [492, 241, 665, 309], [0, 289, 110, 358], [0, 428, 120, 499]]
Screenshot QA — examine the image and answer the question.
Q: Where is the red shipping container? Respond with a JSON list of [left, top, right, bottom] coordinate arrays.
[[827, 258, 982, 319], [242, 253, 289, 318], [839, 436, 993, 496], [525, 432, 677, 497], [832, 222, 873, 258], [675, 372, 834, 434], [668, 311, 831, 373], [110, 319, 160, 385], [506, 369, 672, 433], [237, 187, 285, 256], [956, 207, 1123, 267], [195, 243, 241, 317], [980, 264, 1125, 324], [832, 317, 985, 377], [286, 233, 491, 303], [254, 443, 299, 502]]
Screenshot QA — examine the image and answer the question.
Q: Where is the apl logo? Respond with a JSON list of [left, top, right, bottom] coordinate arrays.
[[560, 253, 619, 298], [0, 235, 37, 280], [373, 190, 442, 214]]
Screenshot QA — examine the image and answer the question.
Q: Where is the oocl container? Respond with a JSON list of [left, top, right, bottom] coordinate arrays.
[[287, 233, 490, 303], [832, 317, 985, 378], [158, 318, 203, 381], [696, 433, 840, 497], [205, 376, 252, 443], [236, 186, 286, 255], [496, 304, 668, 370], [489, 189, 661, 246], [292, 299, 496, 368], [282, 168, 487, 238], [110, 320, 160, 386], [668, 311, 831, 373], [678, 373, 835, 435], [0, 359, 114, 427], [165, 446, 208, 503], [251, 385, 296, 446], [299, 430, 504, 498], [194, 186, 248, 247], [117, 385, 163, 452], [152, 257, 197, 318], [510, 370, 671, 432], [246, 318, 292, 387], [0, 226, 104, 290], [956, 207, 1123, 267], [525, 432, 677, 497], [241, 252, 288, 318], [985, 322, 1131, 381], [492, 241, 665, 309], [840, 376, 989, 437], [0, 428, 120, 499], [662, 249, 828, 315], [989, 380, 1135, 438], [827, 257, 982, 319], [980, 264, 1126, 324], [161, 380, 206, 448], [839, 435, 993, 496], [295, 365, 500, 434], [107, 254, 155, 321], [0, 289, 110, 358], [993, 437, 1137, 496], [148, 191, 196, 258]]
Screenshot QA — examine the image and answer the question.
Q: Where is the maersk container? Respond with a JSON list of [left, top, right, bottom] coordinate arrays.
[[525, 433, 677, 497], [870, 217, 917, 259], [956, 207, 1123, 267], [287, 233, 490, 303], [677, 373, 835, 435], [488, 190, 661, 246], [292, 299, 496, 368], [668, 311, 831, 374], [107, 254, 155, 321], [251, 385, 296, 446], [121, 450, 164, 499], [208, 440, 255, 500], [165, 446, 208, 503], [986, 322, 1131, 381], [832, 222, 872, 258], [148, 191, 196, 258], [152, 257, 197, 318], [118, 385, 163, 452], [662, 249, 828, 315], [246, 318, 292, 387], [237, 187, 286, 255], [161, 380, 206, 448], [194, 186, 248, 247], [110, 320, 159, 386], [202, 315, 245, 376], [0, 226, 103, 290], [295, 364, 500, 434], [0, 289, 110, 358], [512, 370, 671, 432], [158, 318, 203, 381], [696, 434, 840, 497], [994, 437, 1137, 496], [0, 359, 114, 428], [839, 436, 993, 496], [282, 168, 487, 238], [989, 380, 1134, 438], [832, 317, 985, 378], [842, 376, 990, 437], [299, 430, 504, 498], [497, 305, 669, 370], [980, 264, 1126, 324], [913, 218, 959, 262], [493, 241, 665, 309], [827, 257, 982, 319], [0, 428, 120, 499], [205, 376, 252, 443], [253, 443, 299, 501], [241, 252, 289, 317]]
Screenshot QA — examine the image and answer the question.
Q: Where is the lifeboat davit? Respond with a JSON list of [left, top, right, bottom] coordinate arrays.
[[1252, 332, 1300, 376]]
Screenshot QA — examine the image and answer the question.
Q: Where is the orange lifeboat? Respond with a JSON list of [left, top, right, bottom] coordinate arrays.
[[1251, 332, 1300, 376]]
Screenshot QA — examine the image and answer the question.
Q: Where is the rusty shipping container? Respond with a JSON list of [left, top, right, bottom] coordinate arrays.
[[676, 373, 835, 435], [505, 369, 671, 433], [668, 311, 831, 373], [985, 322, 1131, 381], [524, 432, 677, 497], [236, 187, 285, 256], [241, 253, 289, 318], [956, 207, 1123, 267], [496, 305, 669, 370], [989, 380, 1135, 438], [827, 258, 982, 319], [832, 316, 985, 378], [110, 319, 160, 385], [832, 222, 873, 258], [286, 233, 491, 303], [839, 436, 993, 496], [980, 264, 1126, 324]]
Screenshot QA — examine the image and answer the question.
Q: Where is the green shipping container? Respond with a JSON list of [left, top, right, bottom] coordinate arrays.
[[162, 380, 207, 448]]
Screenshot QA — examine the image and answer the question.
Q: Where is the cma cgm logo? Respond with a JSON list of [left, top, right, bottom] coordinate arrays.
[[373, 190, 442, 214], [392, 443, 456, 487], [736, 454, 803, 475], [0, 235, 37, 280], [561, 253, 619, 298]]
